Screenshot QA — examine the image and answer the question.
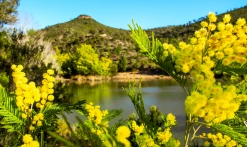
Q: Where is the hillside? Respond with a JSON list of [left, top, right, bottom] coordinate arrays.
[[147, 5, 247, 44], [40, 14, 158, 72], [42, 15, 133, 50], [40, 5, 247, 72]]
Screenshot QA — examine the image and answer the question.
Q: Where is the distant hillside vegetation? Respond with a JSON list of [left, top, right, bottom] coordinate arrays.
[[40, 5, 247, 72], [147, 5, 247, 44], [40, 14, 158, 72]]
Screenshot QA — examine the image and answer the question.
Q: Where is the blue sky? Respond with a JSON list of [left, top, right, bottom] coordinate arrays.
[[16, 0, 247, 30]]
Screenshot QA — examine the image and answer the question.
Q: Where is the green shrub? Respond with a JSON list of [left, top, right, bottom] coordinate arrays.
[[0, 72, 9, 88]]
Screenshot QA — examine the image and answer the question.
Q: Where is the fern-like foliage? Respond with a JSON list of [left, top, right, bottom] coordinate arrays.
[[212, 123, 247, 146], [237, 102, 247, 119], [49, 115, 126, 147], [129, 21, 189, 94], [42, 100, 86, 130], [43, 100, 86, 114], [102, 109, 123, 122], [42, 104, 68, 128], [215, 61, 247, 76], [237, 80, 247, 95], [222, 115, 247, 136], [0, 88, 24, 133], [234, 79, 247, 120], [231, 125, 247, 135]]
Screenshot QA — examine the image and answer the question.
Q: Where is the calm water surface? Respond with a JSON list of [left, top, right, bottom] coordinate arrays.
[[65, 79, 190, 142]]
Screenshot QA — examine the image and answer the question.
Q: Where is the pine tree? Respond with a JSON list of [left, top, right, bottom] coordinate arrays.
[[118, 55, 127, 72], [0, 0, 20, 27]]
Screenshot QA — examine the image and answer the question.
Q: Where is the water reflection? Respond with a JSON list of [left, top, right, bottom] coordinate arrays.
[[65, 79, 188, 143]]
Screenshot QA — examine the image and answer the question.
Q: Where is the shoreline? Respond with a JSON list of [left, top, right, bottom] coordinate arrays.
[[57, 71, 172, 84]]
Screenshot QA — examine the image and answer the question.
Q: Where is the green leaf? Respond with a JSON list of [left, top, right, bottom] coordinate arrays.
[[102, 109, 123, 122], [47, 131, 78, 147], [212, 123, 247, 146], [215, 61, 247, 75], [0, 88, 23, 132]]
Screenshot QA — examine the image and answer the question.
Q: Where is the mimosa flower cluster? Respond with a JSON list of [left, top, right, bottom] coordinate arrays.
[[21, 134, 39, 147], [131, 120, 144, 134], [30, 113, 44, 130], [56, 119, 70, 137], [85, 102, 109, 126], [157, 113, 177, 145], [83, 102, 111, 143], [12, 65, 41, 116], [185, 84, 247, 123], [163, 13, 247, 75], [164, 113, 176, 126], [102, 125, 132, 147], [135, 134, 157, 147], [163, 13, 247, 124], [157, 128, 172, 144], [128, 112, 179, 147], [11, 64, 55, 130], [36, 69, 55, 109], [116, 126, 131, 147], [12, 65, 55, 110], [82, 102, 180, 146], [204, 133, 241, 147]]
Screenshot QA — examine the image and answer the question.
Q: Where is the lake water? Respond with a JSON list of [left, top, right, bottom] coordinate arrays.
[[65, 78, 191, 143]]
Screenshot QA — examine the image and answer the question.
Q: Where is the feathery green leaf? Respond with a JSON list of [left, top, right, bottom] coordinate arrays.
[[0, 88, 23, 133], [213, 123, 247, 146], [102, 109, 123, 122]]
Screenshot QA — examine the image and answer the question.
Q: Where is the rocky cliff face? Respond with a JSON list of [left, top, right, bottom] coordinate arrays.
[[78, 15, 92, 19]]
